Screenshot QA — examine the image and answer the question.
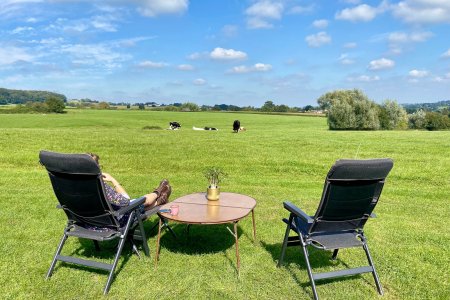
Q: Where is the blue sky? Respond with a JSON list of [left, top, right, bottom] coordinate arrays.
[[1, 0, 449, 107]]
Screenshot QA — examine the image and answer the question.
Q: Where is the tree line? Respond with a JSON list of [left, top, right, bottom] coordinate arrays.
[[0, 88, 66, 104]]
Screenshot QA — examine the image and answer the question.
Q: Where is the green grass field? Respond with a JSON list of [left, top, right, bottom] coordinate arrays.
[[0, 109, 448, 299]]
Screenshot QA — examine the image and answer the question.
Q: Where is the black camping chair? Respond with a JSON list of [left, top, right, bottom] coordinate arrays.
[[278, 159, 393, 300], [39, 150, 151, 295]]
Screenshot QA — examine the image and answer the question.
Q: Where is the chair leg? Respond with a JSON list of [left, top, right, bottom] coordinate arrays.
[[46, 233, 68, 279], [277, 214, 293, 267], [103, 211, 136, 295], [137, 216, 150, 257], [131, 240, 141, 259], [104, 236, 127, 295], [331, 249, 339, 260], [300, 244, 319, 300], [93, 240, 101, 251], [363, 243, 384, 295]]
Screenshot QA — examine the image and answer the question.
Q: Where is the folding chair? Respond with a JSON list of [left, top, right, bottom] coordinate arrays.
[[278, 159, 393, 300], [39, 150, 150, 294]]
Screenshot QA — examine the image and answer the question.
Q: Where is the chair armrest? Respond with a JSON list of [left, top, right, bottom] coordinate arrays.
[[113, 196, 146, 217], [283, 201, 314, 224]]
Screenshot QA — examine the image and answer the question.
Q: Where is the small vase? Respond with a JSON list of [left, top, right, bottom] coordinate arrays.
[[206, 187, 220, 201]]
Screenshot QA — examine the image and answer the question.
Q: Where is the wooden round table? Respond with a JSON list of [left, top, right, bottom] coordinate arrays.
[[155, 192, 257, 271]]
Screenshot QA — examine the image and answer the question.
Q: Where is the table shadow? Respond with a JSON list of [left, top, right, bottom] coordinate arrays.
[[158, 223, 244, 255]]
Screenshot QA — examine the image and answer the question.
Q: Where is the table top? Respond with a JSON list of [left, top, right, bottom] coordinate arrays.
[[158, 192, 256, 224]]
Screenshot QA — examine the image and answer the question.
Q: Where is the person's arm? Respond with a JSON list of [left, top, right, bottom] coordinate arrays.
[[102, 172, 130, 199]]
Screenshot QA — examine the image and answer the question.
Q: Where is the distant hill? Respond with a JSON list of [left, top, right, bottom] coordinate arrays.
[[402, 100, 450, 113], [0, 88, 67, 105]]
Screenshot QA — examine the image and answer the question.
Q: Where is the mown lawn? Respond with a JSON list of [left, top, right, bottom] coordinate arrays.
[[0, 109, 448, 299]]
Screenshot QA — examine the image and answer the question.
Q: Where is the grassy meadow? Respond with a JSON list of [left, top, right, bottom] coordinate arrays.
[[0, 109, 449, 299]]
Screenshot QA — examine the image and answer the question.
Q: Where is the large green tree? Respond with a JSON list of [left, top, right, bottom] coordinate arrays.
[[318, 89, 380, 130], [45, 96, 65, 113]]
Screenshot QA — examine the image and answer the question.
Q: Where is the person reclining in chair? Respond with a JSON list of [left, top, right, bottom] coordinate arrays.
[[88, 153, 171, 216]]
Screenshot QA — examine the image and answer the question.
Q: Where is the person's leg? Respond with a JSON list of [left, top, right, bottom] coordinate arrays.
[[143, 192, 158, 209]]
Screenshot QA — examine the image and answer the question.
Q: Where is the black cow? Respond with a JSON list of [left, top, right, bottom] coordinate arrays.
[[233, 120, 240, 133], [169, 122, 181, 130]]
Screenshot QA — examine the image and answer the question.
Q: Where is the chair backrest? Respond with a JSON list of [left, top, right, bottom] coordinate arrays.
[[309, 158, 393, 234], [39, 150, 119, 229]]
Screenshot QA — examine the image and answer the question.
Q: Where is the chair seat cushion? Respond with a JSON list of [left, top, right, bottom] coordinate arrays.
[[67, 225, 121, 241], [309, 232, 363, 250]]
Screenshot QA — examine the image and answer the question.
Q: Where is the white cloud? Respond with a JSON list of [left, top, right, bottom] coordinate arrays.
[[245, 1, 284, 29], [441, 49, 450, 58], [134, 0, 189, 17], [187, 52, 205, 60], [305, 32, 331, 47], [117, 36, 156, 47], [312, 19, 328, 29], [11, 26, 34, 34], [246, 1, 283, 19], [228, 63, 272, 74], [247, 18, 273, 29], [222, 25, 238, 37], [61, 44, 130, 69], [368, 58, 395, 70], [388, 31, 433, 43], [253, 63, 272, 71], [433, 73, 450, 82], [339, 54, 355, 65], [342, 0, 361, 4], [137, 60, 168, 68], [289, 5, 315, 14], [347, 75, 380, 82], [409, 69, 429, 78], [177, 64, 194, 71], [26, 17, 38, 23], [0, 46, 34, 65], [193, 78, 206, 85], [391, 0, 450, 24], [387, 31, 434, 54], [91, 15, 117, 32], [210, 47, 247, 60], [344, 42, 357, 48], [335, 2, 387, 22]]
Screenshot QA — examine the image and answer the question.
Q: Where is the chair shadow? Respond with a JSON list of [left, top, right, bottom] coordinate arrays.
[[261, 240, 375, 297]]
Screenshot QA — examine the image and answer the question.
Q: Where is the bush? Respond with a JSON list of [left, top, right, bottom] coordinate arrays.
[[96, 102, 110, 109], [45, 96, 65, 113], [379, 100, 408, 130], [408, 109, 426, 129], [424, 112, 450, 131], [181, 102, 200, 112]]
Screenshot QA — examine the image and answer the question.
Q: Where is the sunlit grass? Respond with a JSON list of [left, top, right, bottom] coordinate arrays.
[[0, 109, 448, 299]]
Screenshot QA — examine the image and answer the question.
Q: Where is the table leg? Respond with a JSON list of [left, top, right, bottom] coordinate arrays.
[[234, 221, 240, 272], [251, 209, 256, 242], [155, 218, 163, 266]]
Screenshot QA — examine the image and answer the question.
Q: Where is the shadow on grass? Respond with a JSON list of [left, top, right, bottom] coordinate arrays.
[[157, 223, 243, 255], [261, 240, 377, 297], [51, 228, 145, 278]]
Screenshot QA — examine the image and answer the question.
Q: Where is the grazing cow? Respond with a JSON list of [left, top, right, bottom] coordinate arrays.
[[169, 122, 181, 130], [233, 120, 240, 133], [193, 126, 218, 131]]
